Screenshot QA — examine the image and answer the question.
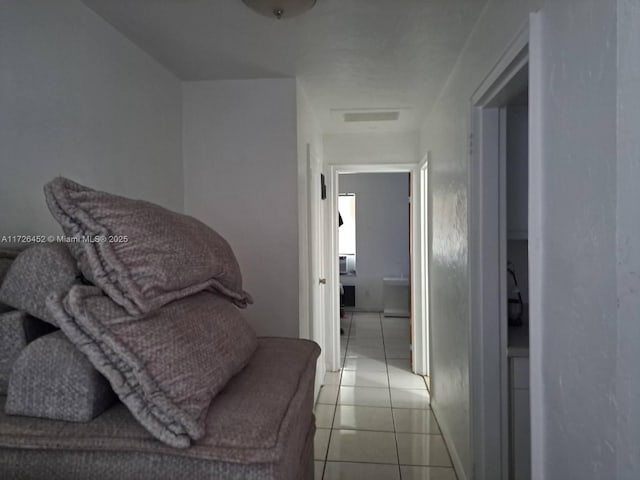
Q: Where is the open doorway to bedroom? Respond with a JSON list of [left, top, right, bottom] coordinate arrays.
[[314, 162, 436, 475], [321, 162, 428, 381], [337, 172, 413, 374]]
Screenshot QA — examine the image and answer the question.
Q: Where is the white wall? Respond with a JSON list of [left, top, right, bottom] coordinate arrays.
[[616, 1, 640, 477], [418, 1, 543, 475], [296, 81, 324, 339], [420, 0, 635, 478], [0, 0, 183, 237], [324, 131, 419, 166], [182, 79, 299, 337], [339, 173, 409, 311], [296, 81, 325, 397], [537, 2, 618, 478]]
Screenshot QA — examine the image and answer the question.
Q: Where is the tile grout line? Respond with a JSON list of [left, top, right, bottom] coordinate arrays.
[[320, 313, 347, 479], [324, 313, 452, 478], [322, 311, 354, 478], [379, 311, 404, 480]]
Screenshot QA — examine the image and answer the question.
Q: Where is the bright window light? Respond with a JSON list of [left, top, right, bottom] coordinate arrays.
[[339, 194, 356, 255]]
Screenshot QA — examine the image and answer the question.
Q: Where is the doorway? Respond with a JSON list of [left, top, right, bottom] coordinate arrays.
[[325, 164, 427, 379], [469, 17, 541, 480], [337, 172, 412, 367]]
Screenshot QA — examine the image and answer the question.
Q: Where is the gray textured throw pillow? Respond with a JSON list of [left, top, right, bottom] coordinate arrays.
[[47, 286, 258, 448], [5, 331, 116, 422], [0, 243, 81, 325], [44, 177, 252, 316], [0, 310, 57, 393]]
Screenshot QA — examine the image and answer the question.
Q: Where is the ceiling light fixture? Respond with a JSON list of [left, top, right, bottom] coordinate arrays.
[[241, 0, 317, 20]]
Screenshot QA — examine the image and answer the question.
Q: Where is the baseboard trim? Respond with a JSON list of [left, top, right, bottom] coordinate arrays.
[[431, 398, 469, 480], [313, 359, 325, 403]]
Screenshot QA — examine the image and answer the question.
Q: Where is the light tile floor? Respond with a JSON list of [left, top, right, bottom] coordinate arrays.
[[314, 312, 458, 480]]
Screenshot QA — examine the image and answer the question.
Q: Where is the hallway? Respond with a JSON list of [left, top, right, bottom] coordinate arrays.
[[314, 312, 457, 479]]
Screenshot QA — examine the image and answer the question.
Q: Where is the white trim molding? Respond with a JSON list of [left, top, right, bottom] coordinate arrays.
[[528, 11, 544, 480]]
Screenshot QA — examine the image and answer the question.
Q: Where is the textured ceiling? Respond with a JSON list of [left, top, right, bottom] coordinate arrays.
[[82, 0, 487, 134]]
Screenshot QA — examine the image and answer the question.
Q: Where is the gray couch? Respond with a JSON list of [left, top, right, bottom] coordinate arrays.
[[0, 179, 320, 479], [0, 246, 319, 479], [0, 337, 318, 480]]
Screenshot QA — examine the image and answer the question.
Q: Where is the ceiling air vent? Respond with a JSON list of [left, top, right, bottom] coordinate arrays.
[[343, 111, 400, 123]]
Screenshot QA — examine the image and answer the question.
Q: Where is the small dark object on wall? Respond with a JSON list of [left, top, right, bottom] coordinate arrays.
[[342, 285, 355, 307], [320, 174, 327, 199]]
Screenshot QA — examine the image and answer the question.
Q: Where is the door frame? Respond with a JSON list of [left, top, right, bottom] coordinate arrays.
[[468, 17, 540, 480], [306, 143, 326, 398], [418, 153, 430, 378], [324, 163, 427, 376], [528, 13, 543, 480]]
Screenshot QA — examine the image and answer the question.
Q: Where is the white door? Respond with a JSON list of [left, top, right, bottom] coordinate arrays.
[[308, 145, 326, 382]]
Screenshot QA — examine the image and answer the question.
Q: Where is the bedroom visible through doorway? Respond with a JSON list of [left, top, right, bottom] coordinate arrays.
[[337, 172, 412, 365]]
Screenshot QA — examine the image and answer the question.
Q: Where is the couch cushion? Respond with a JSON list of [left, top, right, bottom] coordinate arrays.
[[0, 247, 23, 313], [44, 177, 252, 315], [0, 311, 28, 394], [0, 243, 81, 325], [47, 286, 257, 448], [0, 338, 320, 479], [0, 310, 56, 394], [0, 423, 314, 480], [0, 259, 13, 286], [5, 331, 116, 422]]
